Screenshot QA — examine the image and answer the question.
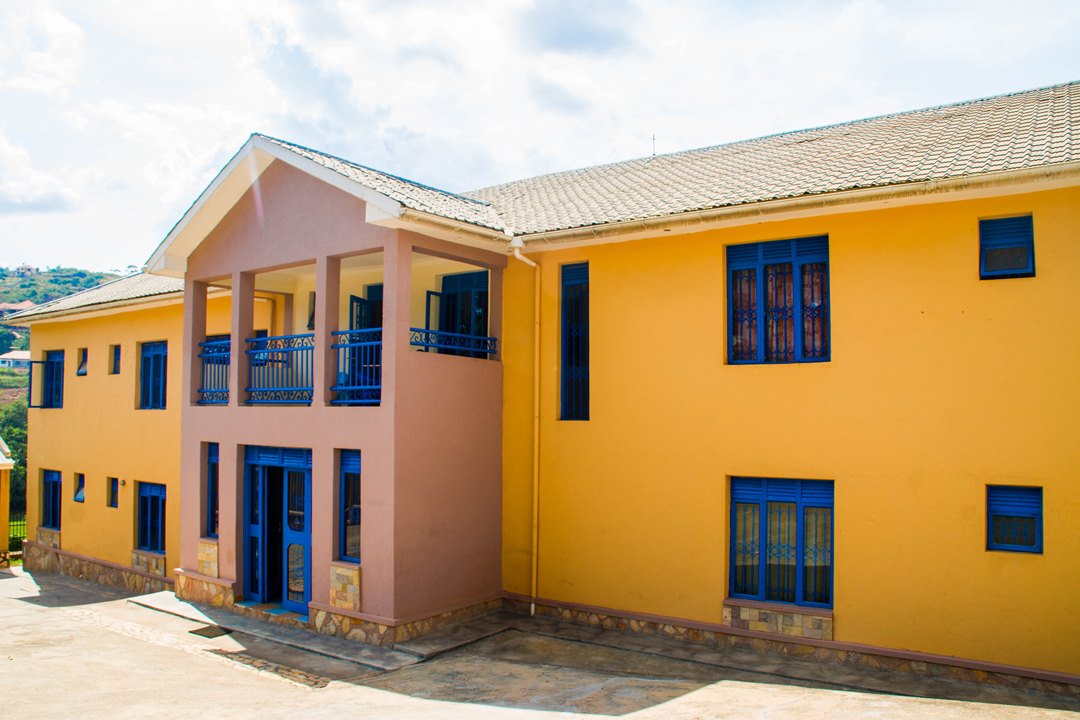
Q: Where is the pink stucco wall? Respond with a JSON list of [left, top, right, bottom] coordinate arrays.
[[178, 160, 504, 625]]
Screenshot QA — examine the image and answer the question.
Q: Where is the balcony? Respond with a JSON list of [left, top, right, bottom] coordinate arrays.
[[197, 338, 230, 405], [331, 328, 382, 406], [245, 333, 315, 405]]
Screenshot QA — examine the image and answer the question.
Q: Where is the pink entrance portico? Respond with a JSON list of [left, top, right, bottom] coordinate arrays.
[[156, 143, 507, 640]]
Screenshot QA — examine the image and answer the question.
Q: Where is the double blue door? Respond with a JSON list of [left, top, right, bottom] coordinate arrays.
[[243, 447, 312, 615]]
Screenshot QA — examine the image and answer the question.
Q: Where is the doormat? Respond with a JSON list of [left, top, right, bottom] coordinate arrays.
[[189, 624, 233, 638]]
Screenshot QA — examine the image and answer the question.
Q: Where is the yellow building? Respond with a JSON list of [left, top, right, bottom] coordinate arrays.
[[9, 80, 1079, 685], [0, 435, 11, 560]]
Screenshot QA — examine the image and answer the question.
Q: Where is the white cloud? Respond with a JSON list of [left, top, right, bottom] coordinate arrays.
[[0, 127, 76, 214], [0, 0, 1077, 270]]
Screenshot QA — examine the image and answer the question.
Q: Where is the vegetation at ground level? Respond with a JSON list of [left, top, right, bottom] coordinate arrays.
[[0, 368, 28, 389]]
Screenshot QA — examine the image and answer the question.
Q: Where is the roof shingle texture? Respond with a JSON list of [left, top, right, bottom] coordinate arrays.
[[5, 273, 184, 323], [260, 136, 506, 232], [464, 81, 1079, 235]]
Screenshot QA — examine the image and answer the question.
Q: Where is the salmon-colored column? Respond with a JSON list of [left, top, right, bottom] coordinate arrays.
[[218, 441, 241, 588], [314, 255, 341, 406], [183, 279, 207, 405], [310, 444, 335, 607], [229, 272, 254, 407], [488, 266, 503, 361]]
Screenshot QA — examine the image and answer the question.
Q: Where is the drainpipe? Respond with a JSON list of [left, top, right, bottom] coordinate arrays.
[[509, 236, 541, 616]]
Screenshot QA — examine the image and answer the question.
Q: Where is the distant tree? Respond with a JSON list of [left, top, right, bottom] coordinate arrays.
[[0, 328, 14, 354], [0, 400, 26, 513]]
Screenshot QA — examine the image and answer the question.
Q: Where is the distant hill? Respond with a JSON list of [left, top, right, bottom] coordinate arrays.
[[0, 266, 121, 306]]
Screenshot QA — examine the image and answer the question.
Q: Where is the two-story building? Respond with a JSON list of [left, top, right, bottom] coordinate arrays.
[[11, 80, 1080, 685]]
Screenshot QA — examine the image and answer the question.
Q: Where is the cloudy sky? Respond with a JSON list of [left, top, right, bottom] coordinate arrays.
[[0, 0, 1077, 272]]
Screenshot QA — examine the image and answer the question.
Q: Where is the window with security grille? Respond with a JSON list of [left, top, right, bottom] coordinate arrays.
[[727, 237, 830, 364], [139, 341, 168, 409], [730, 478, 833, 608], [560, 262, 589, 420], [138, 482, 166, 553], [340, 450, 361, 562], [987, 485, 1042, 553], [42, 470, 62, 530]]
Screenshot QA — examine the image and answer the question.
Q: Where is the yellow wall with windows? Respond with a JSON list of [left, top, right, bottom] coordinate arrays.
[[502, 185, 1080, 675], [25, 297, 242, 579]]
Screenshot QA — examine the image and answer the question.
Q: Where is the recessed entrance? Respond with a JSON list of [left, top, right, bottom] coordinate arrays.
[[243, 446, 312, 615]]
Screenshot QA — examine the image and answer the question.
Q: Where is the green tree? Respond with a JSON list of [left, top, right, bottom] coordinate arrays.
[[0, 328, 13, 354], [0, 400, 26, 513]]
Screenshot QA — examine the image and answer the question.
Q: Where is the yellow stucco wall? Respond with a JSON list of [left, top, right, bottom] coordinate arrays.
[[25, 296, 240, 579], [502, 185, 1080, 675]]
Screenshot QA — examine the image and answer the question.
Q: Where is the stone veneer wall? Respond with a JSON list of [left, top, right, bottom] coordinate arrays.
[[197, 539, 219, 578], [723, 602, 833, 640], [36, 527, 60, 548], [328, 563, 360, 612], [311, 598, 504, 647], [529, 600, 1079, 697], [23, 541, 172, 594], [174, 572, 234, 607], [131, 550, 167, 577]]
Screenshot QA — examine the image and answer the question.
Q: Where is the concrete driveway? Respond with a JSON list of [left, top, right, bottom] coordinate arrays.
[[1, 567, 1074, 719]]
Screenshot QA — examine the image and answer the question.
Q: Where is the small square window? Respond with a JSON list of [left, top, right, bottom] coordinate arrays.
[[987, 485, 1042, 553], [980, 215, 1034, 279], [107, 478, 119, 508], [109, 345, 121, 374], [76, 348, 88, 376], [74, 473, 85, 502]]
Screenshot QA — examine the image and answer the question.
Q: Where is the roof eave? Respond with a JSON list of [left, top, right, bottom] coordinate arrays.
[[513, 161, 1080, 250]]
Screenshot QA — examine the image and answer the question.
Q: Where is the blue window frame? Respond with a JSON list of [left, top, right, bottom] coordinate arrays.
[[43, 350, 64, 408], [728, 237, 830, 364], [730, 478, 834, 608], [340, 450, 361, 562], [109, 344, 121, 375], [987, 485, 1042, 553], [206, 443, 219, 538], [107, 478, 119, 508], [41, 470, 62, 530], [139, 341, 168, 409], [76, 348, 88, 376], [137, 482, 166, 553], [980, 215, 1034, 279], [74, 473, 85, 503], [560, 263, 589, 420]]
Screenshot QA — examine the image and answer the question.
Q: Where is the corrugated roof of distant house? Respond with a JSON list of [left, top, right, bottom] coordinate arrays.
[[4, 273, 184, 323], [463, 81, 1079, 235], [0, 350, 30, 360]]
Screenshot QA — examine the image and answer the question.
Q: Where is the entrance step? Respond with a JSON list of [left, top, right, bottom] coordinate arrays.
[[393, 614, 510, 659], [128, 591, 421, 671]]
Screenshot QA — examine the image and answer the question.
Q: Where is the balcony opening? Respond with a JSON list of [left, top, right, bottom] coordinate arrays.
[[331, 252, 384, 406], [409, 251, 497, 359]]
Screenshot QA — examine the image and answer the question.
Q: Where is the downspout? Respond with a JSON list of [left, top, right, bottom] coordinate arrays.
[[509, 236, 541, 616]]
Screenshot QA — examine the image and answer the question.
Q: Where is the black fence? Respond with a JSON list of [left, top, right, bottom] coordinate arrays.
[[8, 512, 25, 552]]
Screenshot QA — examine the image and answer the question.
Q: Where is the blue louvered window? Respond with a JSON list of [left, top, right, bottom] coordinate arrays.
[[42, 350, 64, 408], [74, 473, 85, 503], [987, 485, 1042, 553], [340, 450, 361, 562], [727, 237, 830, 364], [206, 443, 219, 538], [980, 215, 1034, 279], [561, 263, 589, 420], [139, 341, 168, 409], [41, 469, 62, 530], [138, 482, 166, 553], [731, 478, 834, 608], [109, 344, 121, 374], [107, 477, 119, 508]]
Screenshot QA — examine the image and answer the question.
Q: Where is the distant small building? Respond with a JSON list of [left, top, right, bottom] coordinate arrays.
[[14, 265, 37, 278], [0, 300, 35, 317], [0, 350, 30, 369]]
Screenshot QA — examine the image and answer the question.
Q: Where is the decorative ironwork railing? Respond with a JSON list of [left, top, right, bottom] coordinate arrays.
[[197, 338, 231, 405], [409, 328, 497, 357], [330, 329, 382, 406], [245, 333, 315, 405]]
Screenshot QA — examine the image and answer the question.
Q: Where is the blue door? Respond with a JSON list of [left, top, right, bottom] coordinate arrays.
[[425, 271, 489, 357], [243, 447, 312, 615]]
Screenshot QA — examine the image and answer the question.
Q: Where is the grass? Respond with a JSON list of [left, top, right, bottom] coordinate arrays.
[[0, 368, 28, 389]]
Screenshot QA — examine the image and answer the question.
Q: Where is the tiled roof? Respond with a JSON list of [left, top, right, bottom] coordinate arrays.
[[465, 80, 1080, 235], [260, 136, 507, 232], [4, 273, 184, 323]]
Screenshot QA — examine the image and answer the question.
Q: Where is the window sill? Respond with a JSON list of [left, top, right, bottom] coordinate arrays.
[[724, 597, 833, 618]]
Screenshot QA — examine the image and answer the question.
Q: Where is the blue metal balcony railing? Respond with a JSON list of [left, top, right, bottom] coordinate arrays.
[[245, 333, 314, 405], [330, 329, 382, 406], [409, 328, 497, 357], [197, 338, 231, 405]]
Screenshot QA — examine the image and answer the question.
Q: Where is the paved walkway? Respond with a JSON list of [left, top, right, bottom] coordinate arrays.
[[2, 567, 1076, 718]]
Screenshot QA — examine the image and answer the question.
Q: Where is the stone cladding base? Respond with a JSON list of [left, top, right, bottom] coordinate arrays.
[[23, 541, 172, 594]]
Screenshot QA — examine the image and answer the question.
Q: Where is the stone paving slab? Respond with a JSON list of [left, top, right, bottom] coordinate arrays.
[[496, 612, 1080, 712], [128, 591, 421, 671], [394, 615, 510, 659]]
